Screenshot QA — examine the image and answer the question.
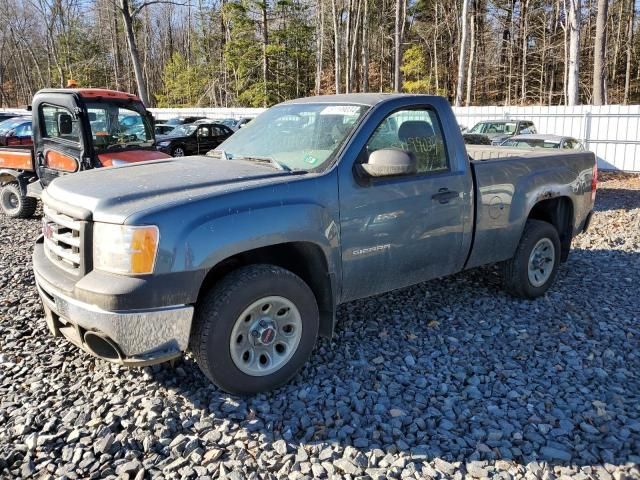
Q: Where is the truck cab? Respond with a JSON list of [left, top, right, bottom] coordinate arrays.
[[0, 88, 169, 218]]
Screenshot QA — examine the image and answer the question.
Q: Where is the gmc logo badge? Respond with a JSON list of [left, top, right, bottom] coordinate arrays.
[[42, 220, 53, 240]]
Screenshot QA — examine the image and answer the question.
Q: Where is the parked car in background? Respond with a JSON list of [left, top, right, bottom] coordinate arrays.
[[0, 117, 32, 146], [154, 124, 175, 136], [468, 119, 537, 145], [164, 116, 206, 126], [156, 122, 234, 156], [500, 134, 584, 150]]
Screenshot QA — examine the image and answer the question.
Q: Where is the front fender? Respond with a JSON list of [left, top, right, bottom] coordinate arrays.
[[184, 203, 339, 272]]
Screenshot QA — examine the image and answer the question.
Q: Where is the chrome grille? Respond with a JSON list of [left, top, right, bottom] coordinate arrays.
[[43, 205, 83, 272]]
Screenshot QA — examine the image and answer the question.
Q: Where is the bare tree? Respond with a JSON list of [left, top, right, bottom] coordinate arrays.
[[115, 0, 150, 105], [455, 0, 470, 106], [566, 0, 581, 105], [592, 0, 608, 105]]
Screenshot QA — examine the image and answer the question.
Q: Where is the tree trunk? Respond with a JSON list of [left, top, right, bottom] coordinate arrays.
[[624, 0, 634, 104], [393, 0, 403, 92], [455, 0, 471, 106], [348, 0, 362, 92], [465, 7, 475, 106], [520, 0, 529, 105], [316, 0, 324, 95], [118, 0, 150, 105], [361, 0, 369, 91], [592, 0, 608, 105], [567, 0, 581, 106], [262, 0, 269, 107], [331, 0, 340, 93]]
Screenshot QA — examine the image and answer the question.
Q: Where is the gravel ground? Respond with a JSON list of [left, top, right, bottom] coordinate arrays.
[[1, 174, 639, 480]]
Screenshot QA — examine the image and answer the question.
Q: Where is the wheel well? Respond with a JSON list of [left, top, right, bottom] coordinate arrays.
[[198, 242, 335, 338], [527, 196, 574, 261], [0, 172, 17, 185]]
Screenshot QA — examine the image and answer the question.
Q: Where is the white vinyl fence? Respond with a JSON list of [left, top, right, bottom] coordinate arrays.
[[151, 104, 640, 172], [452, 105, 640, 172]]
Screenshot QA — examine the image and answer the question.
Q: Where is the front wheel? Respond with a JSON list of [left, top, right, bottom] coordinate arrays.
[[503, 219, 561, 299], [0, 182, 37, 218], [172, 146, 186, 157], [191, 264, 319, 394]]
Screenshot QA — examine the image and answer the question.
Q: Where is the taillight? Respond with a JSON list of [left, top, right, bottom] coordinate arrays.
[[6, 136, 19, 146], [591, 162, 598, 202]]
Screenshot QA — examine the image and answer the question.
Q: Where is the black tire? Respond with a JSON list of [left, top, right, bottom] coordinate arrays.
[[191, 264, 319, 394], [172, 146, 186, 157], [0, 182, 37, 218], [503, 219, 561, 299]]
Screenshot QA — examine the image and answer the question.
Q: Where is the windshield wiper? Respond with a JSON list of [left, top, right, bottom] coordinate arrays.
[[234, 155, 291, 172]]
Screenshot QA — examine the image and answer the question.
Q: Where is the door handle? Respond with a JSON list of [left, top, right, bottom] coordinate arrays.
[[432, 188, 459, 204]]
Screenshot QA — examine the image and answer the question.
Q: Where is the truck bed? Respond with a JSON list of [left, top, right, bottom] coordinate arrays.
[[465, 147, 596, 269], [0, 147, 34, 172]]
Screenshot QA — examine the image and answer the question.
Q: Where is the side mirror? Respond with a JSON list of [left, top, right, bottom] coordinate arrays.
[[360, 149, 417, 177], [57, 113, 73, 135]]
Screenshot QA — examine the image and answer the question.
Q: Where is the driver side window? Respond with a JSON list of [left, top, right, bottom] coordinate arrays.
[[366, 108, 449, 174]]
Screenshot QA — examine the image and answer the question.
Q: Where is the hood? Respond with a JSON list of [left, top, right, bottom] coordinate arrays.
[[46, 156, 294, 224]]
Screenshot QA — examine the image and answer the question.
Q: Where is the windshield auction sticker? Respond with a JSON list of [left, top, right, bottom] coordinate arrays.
[[320, 106, 361, 116]]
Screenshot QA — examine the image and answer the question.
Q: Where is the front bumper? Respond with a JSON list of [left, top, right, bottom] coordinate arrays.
[[34, 258, 194, 367]]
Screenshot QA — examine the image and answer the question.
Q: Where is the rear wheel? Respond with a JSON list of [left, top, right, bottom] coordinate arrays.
[[0, 182, 37, 218], [191, 264, 319, 394], [172, 146, 186, 157], [503, 219, 561, 299]]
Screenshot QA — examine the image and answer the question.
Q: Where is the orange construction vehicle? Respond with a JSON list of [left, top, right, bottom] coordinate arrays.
[[0, 88, 169, 218]]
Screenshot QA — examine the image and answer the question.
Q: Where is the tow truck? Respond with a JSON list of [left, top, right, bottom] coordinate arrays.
[[0, 88, 169, 218]]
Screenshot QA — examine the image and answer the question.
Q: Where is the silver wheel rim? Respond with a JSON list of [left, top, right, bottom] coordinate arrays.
[[1, 189, 19, 213], [173, 148, 185, 157], [527, 238, 555, 287], [229, 296, 302, 376]]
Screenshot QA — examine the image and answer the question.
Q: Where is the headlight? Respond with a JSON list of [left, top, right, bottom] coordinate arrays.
[[157, 141, 170, 147], [93, 223, 159, 275]]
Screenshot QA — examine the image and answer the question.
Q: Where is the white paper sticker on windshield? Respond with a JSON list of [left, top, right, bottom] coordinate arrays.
[[320, 106, 361, 116]]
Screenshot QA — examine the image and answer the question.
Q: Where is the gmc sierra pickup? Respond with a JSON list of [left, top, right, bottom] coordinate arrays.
[[32, 94, 596, 394]]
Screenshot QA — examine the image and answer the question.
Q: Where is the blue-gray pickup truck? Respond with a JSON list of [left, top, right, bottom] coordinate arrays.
[[32, 94, 597, 393]]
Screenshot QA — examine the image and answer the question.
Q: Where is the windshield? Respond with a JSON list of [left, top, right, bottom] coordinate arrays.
[[0, 117, 29, 135], [214, 103, 368, 171], [86, 102, 153, 151], [170, 124, 197, 136]]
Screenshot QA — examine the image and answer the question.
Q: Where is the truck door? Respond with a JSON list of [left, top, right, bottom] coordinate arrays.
[[338, 106, 472, 301], [34, 96, 85, 186]]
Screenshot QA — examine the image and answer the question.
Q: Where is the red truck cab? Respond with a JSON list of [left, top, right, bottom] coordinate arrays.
[[0, 88, 169, 218]]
